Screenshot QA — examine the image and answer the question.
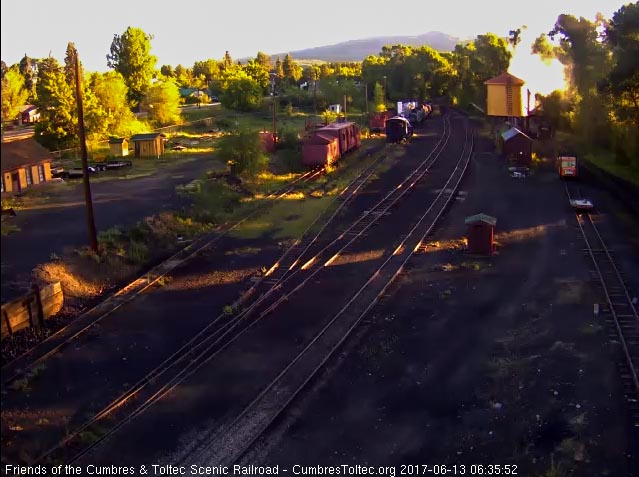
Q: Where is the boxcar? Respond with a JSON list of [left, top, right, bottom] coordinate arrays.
[[302, 122, 361, 167]]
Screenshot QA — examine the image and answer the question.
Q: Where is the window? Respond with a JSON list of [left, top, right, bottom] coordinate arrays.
[[26, 167, 33, 185], [38, 165, 45, 182]]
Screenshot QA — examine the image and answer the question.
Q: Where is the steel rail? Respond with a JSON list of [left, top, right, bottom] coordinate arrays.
[[56, 115, 456, 465], [199, 122, 474, 466]]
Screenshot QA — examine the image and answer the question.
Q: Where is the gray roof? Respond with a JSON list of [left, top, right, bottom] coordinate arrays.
[[130, 133, 162, 141], [465, 213, 497, 226], [501, 127, 531, 142]]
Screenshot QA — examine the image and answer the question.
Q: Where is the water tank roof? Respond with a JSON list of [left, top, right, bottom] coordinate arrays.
[[484, 72, 525, 86]]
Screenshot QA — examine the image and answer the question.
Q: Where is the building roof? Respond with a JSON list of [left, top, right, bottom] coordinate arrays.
[[1, 138, 52, 173], [18, 104, 37, 114], [484, 72, 525, 86], [501, 127, 531, 142], [130, 133, 162, 141], [465, 213, 497, 226], [108, 137, 127, 144]]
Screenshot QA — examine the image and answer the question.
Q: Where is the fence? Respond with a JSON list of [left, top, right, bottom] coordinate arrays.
[[1, 282, 64, 340]]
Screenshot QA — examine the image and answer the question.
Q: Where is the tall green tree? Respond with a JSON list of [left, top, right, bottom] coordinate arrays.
[[193, 59, 220, 82], [160, 64, 174, 78], [34, 66, 77, 149], [19, 54, 36, 99], [282, 53, 302, 83], [600, 2, 639, 124], [64, 42, 80, 87], [141, 79, 182, 126], [244, 59, 270, 91], [255, 51, 271, 70], [107, 26, 157, 106], [222, 51, 234, 71], [88, 71, 139, 137], [220, 71, 263, 111], [1, 67, 29, 123]]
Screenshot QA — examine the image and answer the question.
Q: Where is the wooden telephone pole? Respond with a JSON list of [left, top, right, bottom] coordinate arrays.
[[74, 48, 98, 252]]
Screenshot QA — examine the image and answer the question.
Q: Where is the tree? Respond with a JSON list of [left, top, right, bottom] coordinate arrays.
[[220, 72, 263, 111], [373, 81, 386, 112], [107, 26, 157, 106], [243, 59, 270, 91], [19, 54, 36, 99], [1, 68, 29, 123], [193, 59, 220, 82], [256, 51, 271, 69], [222, 51, 233, 71], [88, 71, 139, 137], [531, 34, 557, 63], [282, 53, 302, 83], [34, 66, 77, 149], [64, 42, 80, 87], [1, 60, 7, 80], [601, 2, 639, 124], [160, 64, 174, 77], [508, 27, 526, 48], [216, 130, 268, 178], [141, 79, 182, 126]]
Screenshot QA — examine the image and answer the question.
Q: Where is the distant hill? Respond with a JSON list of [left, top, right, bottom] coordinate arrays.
[[271, 32, 461, 62]]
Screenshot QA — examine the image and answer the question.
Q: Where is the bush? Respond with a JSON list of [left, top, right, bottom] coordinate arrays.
[[321, 109, 338, 125], [216, 130, 269, 178]]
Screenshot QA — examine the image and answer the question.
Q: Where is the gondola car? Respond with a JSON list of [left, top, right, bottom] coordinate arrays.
[[385, 116, 413, 143]]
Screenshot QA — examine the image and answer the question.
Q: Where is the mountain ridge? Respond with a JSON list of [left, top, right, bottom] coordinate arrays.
[[265, 31, 462, 63]]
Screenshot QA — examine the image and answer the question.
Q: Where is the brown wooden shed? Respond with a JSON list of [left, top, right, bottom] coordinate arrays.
[[130, 133, 165, 158], [1, 138, 53, 194], [465, 213, 497, 256], [108, 137, 129, 157], [501, 127, 532, 165]]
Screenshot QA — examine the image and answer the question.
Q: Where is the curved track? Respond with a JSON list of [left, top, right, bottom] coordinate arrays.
[[181, 118, 474, 465], [28, 120, 452, 465], [36, 115, 457, 465]]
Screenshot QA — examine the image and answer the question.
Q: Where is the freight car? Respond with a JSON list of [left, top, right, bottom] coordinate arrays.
[[369, 111, 392, 133], [302, 121, 361, 167], [385, 116, 413, 143]]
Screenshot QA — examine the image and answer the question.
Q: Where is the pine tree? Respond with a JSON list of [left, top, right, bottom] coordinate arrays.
[[64, 42, 80, 87]]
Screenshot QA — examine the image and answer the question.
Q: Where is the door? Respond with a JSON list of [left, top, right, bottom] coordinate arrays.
[[11, 172, 20, 193]]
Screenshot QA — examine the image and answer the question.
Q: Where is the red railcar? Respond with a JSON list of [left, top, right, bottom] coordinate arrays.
[[369, 111, 392, 132], [302, 122, 361, 167]]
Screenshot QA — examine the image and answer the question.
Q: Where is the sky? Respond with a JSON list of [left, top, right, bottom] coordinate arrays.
[[1, 0, 625, 73]]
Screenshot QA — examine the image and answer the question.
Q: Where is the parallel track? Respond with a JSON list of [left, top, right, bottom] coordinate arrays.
[[185, 119, 474, 465], [565, 182, 639, 428], [1, 167, 323, 386], [30, 119, 450, 465]]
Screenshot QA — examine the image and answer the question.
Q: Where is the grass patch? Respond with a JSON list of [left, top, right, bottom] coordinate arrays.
[[1, 221, 21, 236], [583, 150, 639, 187]]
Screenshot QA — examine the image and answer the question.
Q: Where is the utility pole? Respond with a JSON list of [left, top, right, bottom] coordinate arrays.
[[74, 48, 98, 253], [365, 83, 369, 115], [272, 96, 278, 145], [343, 94, 347, 121]]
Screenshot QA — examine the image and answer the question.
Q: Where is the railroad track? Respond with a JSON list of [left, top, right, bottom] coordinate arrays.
[[32, 114, 454, 466], [184, 119, 473, 466], [564, 182, 639, 429], [1, 166, 326, 387], [25, 123, 433, 465]]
